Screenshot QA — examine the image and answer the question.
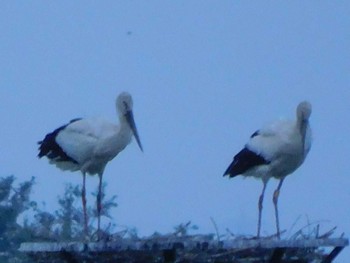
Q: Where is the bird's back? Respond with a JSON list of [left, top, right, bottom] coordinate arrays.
[[224, 119, 311, 179], [38, 118, 120, 174]]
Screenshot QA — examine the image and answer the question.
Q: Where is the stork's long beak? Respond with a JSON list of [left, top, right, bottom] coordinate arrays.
[[125, 110, 143, 152]]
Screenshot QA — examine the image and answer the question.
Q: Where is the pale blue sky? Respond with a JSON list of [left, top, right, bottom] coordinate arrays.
[[1, 1, 350, 260]]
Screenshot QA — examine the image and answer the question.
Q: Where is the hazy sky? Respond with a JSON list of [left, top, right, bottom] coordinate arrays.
[[1, 1, 349, 260]]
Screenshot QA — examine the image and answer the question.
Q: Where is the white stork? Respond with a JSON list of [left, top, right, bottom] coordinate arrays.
[[38, 92, 143, 238], [223, 101, 312, 238]]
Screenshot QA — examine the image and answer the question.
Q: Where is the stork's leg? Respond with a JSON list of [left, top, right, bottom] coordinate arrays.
[[97, 173, 103, 239], [82, 172, 88, 237], [273, 178, 285, 239], [257, 181, 267, 238]]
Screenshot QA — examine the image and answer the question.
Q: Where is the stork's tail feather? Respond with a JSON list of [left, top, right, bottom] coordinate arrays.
[[37, 119, 81, 163], [223, 161, 239, 177], [223, 148, 270, 178]]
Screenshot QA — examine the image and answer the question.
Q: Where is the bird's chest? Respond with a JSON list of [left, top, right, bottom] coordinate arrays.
[[270, 154, 301, 178], [270, 141, 305, 178]]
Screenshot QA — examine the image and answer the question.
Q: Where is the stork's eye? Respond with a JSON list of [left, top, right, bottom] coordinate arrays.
[[123, 101, 128, 111]]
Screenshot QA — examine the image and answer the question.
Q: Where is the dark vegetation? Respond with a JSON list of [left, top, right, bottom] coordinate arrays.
[[0, 176, 347, 263], [0, 175, 117, 262]]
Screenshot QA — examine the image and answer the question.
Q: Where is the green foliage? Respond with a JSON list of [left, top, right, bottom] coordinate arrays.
[[22, 183, 84, 242], [92, 182, 118, 219], [0, 175, 119, 262], [173, 221, 199, 236], [26, 182, 118, 241], [0, 175, 36, 263], [55, 184, 83, 240]]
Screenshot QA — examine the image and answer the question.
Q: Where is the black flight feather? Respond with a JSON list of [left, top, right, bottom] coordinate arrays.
[[223, 147, 270, 177], [38, 118, 82, 163]]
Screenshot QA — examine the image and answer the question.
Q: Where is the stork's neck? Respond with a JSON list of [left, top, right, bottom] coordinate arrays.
[[296, 117, 308, 139], [118, 114, 132, 134], [119, 116, 134, 148], [296, 117, 309, 158], [106, 115, 132, 155]]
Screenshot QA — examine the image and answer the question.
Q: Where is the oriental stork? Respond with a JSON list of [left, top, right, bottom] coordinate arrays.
[[38, 92, 143, 238], [223, 101, 312, 238]]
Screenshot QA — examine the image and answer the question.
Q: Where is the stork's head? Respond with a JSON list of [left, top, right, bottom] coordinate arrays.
[[117, 92, 133, 114], [116, 92, 143, 152], [297, 101, 312, 121]]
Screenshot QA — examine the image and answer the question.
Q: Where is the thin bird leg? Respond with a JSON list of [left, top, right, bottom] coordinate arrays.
[[97, 173, 103, 239], [273, 178, 285, 239], [257, 181, 267, 238], [82, 172, 88, 237]]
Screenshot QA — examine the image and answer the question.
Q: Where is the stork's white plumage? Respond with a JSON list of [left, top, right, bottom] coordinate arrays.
[[223, 101, 312, 238], [38, 92, 143, 238]]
